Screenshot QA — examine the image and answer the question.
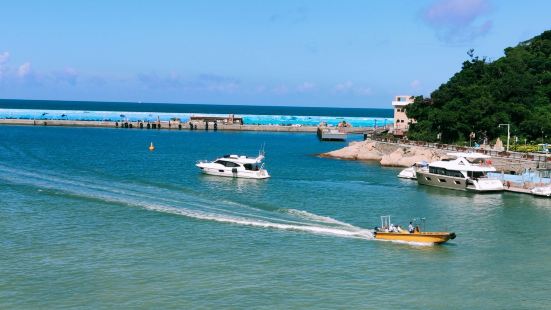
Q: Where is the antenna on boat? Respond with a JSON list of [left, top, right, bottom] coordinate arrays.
[[259, 142, 266, 157]]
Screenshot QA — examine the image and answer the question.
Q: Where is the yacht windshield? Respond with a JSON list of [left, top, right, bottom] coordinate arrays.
[[468, 171, 487, 179], [244, 163, 260, 171], [466, 158, 486, 164]]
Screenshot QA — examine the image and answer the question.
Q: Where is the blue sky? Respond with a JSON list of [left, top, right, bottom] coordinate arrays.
[[0, 0, 549, 108]]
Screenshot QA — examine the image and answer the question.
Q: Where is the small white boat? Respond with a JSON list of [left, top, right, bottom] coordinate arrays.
[[196, 153, 270, 179], [398, 162, 428, 179], [531, 185, 551, 197]]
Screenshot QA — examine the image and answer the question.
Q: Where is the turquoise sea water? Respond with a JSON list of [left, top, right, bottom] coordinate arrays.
[[1, 125, 551, 309], [0, 108, 392, 128], [0, 99, 394, 127]]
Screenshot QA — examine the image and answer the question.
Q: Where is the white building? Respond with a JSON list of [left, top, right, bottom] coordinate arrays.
[[391, 95, 415, 135]]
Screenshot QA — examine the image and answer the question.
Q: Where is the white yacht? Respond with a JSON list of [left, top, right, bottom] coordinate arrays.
[[398, 162, 428, 179], [416, 153, 503, 192], [196, 153, 270, 179]]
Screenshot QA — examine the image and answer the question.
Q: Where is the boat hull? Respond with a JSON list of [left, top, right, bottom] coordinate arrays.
[[416, 171, 468, 190], [196, 165, 270, 179], [416, 171, 503, 192], [374, 231, 456, 244]]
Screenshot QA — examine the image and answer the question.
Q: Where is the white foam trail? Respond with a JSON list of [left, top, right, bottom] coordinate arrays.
[[283, 209, 356, 228], [144, 204, 374, 239], [0, 166, 374, 240], [0, 165, 316, 226]]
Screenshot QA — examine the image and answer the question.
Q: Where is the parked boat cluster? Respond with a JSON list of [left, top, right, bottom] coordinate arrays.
[[397, 152, 551, 198]]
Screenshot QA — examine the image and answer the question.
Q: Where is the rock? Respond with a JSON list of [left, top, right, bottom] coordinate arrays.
[[380, 147, 443, 167], [321, 140, 445, 167], [321, 141, 385, 161]]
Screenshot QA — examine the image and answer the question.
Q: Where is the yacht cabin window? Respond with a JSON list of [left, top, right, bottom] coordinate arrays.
[[215, 160, 240, 168], [244, 164, 260, 171], [429, 167, 463, 178]]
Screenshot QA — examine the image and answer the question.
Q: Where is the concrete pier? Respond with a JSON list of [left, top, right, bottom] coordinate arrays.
[[0, 118, 372, 134]]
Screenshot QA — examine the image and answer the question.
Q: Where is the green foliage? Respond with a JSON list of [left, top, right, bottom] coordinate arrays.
[[510, 144, 540, 153], [407, 30, 551, 144]]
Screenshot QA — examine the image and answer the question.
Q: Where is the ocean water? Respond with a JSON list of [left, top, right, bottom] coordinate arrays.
[[0, 99, 393, 127], [0, 99, 393, 117], [1, 125, 551, 309]]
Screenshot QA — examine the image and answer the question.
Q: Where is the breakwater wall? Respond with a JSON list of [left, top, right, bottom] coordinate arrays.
[[0, 118, 372, 133]]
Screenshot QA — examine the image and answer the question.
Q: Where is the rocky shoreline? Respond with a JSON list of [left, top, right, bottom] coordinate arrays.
[[320, 140, 445, 167], [320, 139, 537, 172]]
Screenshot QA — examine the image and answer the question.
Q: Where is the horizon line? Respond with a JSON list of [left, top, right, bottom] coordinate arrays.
[[0, 98, 394, 110]]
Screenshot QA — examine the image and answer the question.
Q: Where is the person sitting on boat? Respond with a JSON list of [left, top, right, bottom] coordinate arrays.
[[396, 225, 403, 232], [389, 223, 396, 232], [408, 222, 414, 233]]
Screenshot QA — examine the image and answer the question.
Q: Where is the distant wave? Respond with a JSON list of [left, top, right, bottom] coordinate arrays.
[[0, 108, 393, 127]]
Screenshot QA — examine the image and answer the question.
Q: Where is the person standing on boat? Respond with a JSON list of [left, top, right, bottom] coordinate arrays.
[[408, 222, 414, 233]]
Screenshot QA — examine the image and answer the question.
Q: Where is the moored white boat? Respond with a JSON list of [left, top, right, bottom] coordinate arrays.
[[398, 161, 428, 179], [196, 153, 270, 179], [416, 152, 503, 192]]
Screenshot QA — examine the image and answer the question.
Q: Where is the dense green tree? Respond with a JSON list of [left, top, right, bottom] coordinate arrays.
[[407, 30, 551, 144]]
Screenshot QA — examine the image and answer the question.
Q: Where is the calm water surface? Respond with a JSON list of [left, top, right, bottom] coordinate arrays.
[[1, 126, 550, 309]]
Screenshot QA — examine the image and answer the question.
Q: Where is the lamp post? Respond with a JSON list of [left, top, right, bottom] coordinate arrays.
[[498, 124, 510, 152]]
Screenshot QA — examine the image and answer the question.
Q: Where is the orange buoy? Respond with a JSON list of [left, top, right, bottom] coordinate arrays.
[[149, 142, 155, 151]]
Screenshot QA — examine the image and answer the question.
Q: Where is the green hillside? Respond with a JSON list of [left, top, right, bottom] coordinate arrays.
[[407, 30, 551, 144]]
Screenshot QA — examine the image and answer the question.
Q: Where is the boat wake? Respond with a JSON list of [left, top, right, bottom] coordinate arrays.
[[0, 164, 374, 240]]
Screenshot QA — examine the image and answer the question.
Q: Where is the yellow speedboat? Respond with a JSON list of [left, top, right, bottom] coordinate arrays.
[[373, 216, 456, 244], [374, 231, 456, 244]]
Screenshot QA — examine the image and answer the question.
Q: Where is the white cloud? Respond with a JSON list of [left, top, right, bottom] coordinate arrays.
[[334, 81, 354, 93], [137, 72, 240, 93], [355, 86, 372, 96], [333, 81, 372, 96], [422, 0, 493, 42], [0, 51, 9, 64], [296, 81, 316, 92], [17, 62, 32, 78], [0, 51, 10, 79]]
